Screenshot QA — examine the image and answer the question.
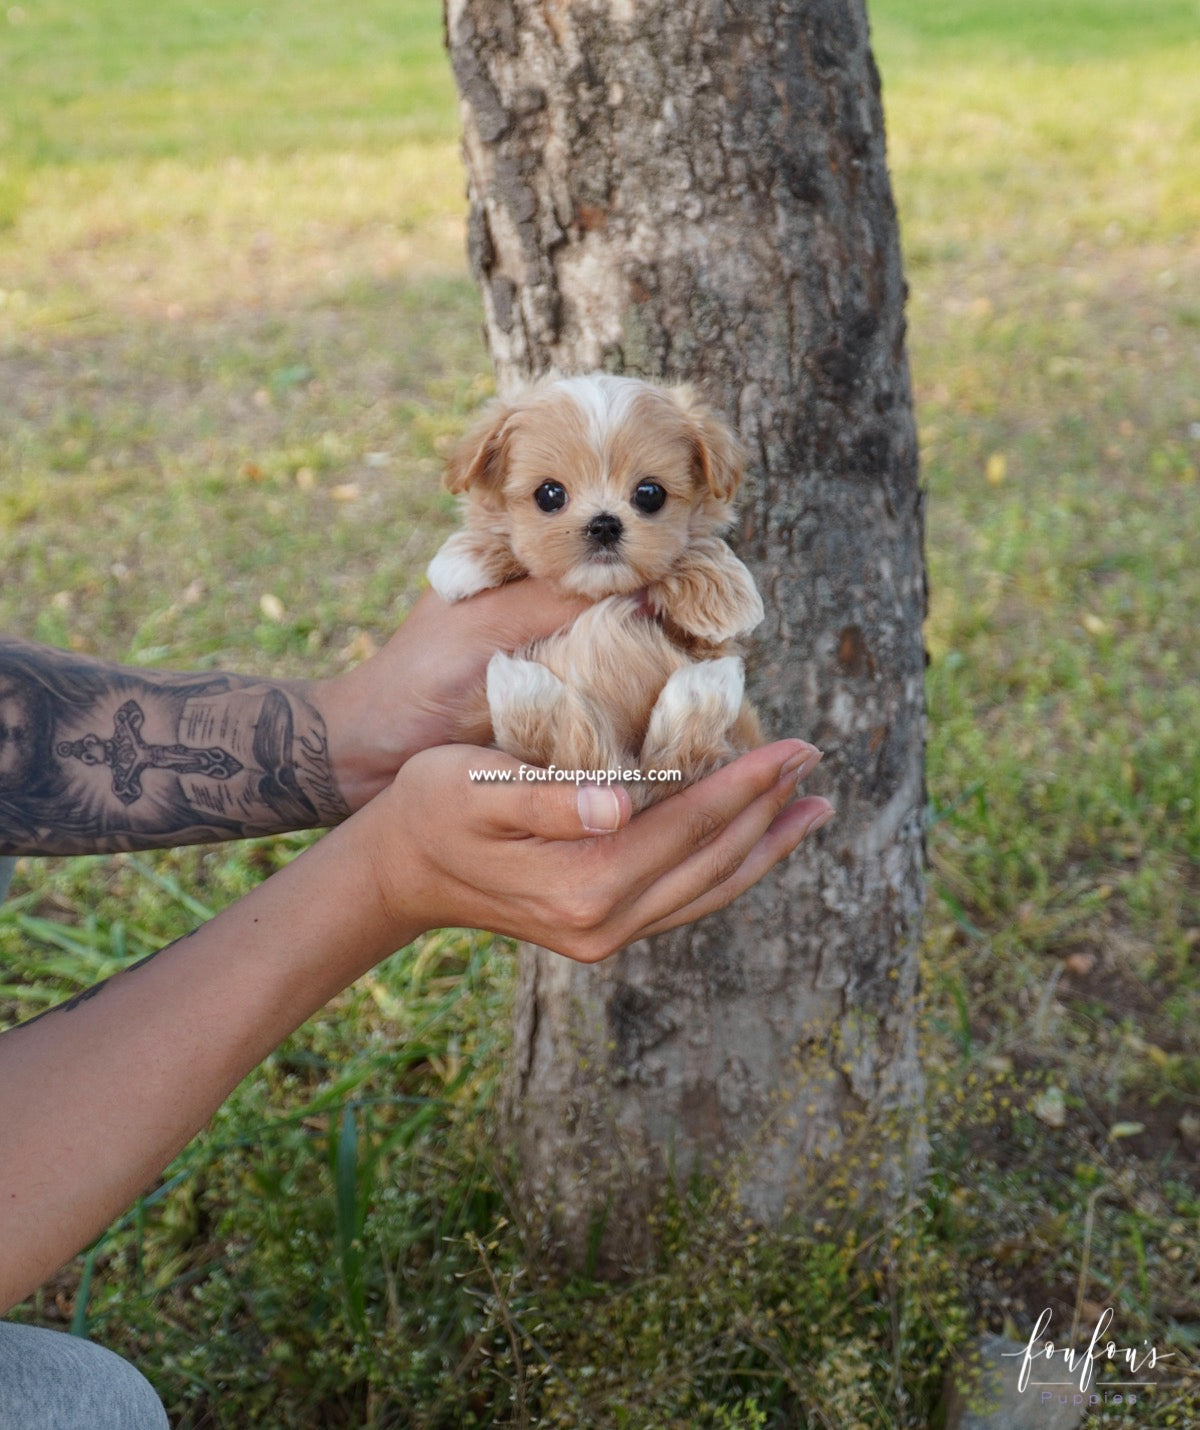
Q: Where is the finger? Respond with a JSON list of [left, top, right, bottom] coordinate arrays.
[[508, 776, 635, 841], [634, 797, 835, 940], [428, 747, 635, 841], [614, 739, 821, 885], [618, 781, 831, 935], [465, 576, 591, 648]]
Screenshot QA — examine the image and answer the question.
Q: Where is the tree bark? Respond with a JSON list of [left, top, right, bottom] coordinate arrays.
[[444, 0, 927, 1271]]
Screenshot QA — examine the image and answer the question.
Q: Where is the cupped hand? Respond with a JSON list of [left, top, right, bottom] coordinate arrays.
[[364, 738, 832, 962], [316, 579, 589, 810]]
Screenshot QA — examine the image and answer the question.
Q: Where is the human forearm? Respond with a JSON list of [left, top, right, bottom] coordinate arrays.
[[0, 584, 592, 854], [0, 738, 830, 1311], [0, 796, 419, 1311], [0, 637, 349, 855]]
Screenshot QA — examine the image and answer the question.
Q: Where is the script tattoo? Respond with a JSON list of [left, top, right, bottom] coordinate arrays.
[[0, 637, 349, 855]]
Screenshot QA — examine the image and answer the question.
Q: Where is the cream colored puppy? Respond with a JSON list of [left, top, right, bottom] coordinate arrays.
[[427, 373, 764, 808]]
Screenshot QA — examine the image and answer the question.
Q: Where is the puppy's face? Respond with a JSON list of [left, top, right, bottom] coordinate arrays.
[[447, 375, 744, 600]]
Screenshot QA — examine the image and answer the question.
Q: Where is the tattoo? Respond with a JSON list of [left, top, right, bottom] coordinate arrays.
[[58, 699, 245, 805], [13, 935, 186, 1030], [0, 638, 350, 855], [19, 978, 109, 1027]]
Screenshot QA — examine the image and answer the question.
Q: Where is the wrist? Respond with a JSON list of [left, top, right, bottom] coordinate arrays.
[[308, 668, 417, 815], [351, 777, 441, 945]]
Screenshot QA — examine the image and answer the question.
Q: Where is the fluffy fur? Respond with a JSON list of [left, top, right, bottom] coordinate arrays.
[[428, 373, 764, 809]]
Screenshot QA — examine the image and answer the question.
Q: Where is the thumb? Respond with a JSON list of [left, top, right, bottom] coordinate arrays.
[[574, 781, 634, 836], [468, 576, 591, 647], [423, 746, 633, 840], [487, 764, 633, 841]]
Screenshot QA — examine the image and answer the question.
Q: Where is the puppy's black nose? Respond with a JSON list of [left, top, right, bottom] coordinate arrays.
[[585, 512, 624, 548]]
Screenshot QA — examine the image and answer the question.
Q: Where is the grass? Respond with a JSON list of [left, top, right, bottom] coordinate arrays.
[[2, 0, 1199, 1423]]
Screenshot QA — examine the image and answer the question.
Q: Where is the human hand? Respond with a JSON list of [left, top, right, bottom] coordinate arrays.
[[315, 580, 589, 812], [362, 738, 832, 962], [0, 730, 827, 1308]]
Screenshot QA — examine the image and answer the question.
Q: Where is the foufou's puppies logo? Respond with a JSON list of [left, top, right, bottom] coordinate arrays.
[[1005, 1306, 1173, 1401]]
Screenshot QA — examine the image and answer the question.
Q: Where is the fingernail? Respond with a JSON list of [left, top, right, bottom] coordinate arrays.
[[578, 784, 622, 833], [803, 804, 835, 836], [780, 744, 822, 780]]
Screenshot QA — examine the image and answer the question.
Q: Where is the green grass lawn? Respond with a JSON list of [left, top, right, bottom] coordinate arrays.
[[2, 0, 1198, 1424]]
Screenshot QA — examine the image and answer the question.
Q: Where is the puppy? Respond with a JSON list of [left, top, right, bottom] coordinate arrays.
[[427, 373, 764, 809]]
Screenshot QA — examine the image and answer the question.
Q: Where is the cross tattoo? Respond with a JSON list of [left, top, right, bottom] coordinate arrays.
[[57, 699, 244, 806]]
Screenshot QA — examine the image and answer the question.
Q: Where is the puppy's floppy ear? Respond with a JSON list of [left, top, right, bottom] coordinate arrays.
[[431, 392, 527, 601], [669, 384, 746, 505], [444, 399, 514, 498]]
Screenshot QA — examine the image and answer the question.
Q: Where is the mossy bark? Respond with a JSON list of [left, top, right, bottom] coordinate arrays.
[[444, 0, 928, 1271]]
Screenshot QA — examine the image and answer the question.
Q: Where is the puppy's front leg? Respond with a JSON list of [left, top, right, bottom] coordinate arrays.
[[486, 652, 623, 777], [646, 537, 764, 645], [639, 657, 750, 802], [427, 527, 524, 603]]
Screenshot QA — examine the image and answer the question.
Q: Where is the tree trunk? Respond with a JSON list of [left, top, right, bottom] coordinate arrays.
[[444, 0, 927, 1271]]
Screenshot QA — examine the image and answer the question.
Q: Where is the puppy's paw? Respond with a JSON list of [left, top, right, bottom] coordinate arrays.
[[648, 539, 764, 643], [487, 651, 565, 719], [427, 531, 502, 602], [486, 652, 567, 767], [648, 656, 745, 736], [640, 656, 746, 795]]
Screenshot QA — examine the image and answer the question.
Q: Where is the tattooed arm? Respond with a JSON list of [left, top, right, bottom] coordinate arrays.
[[0, 737, 828, 1310], [0, 639, 348, 854], [0, 580, 591, 856]]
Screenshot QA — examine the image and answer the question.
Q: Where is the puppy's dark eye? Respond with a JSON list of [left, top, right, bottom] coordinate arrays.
[[534, 481, 568, 512], [632, 480, 667, 514]]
